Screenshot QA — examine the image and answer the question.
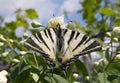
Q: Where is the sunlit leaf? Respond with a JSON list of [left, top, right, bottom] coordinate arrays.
[[100, 7, 116, 16], [25, 8, 38, 19]]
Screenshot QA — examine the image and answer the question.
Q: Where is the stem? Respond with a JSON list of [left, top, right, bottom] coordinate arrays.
[[104, 35, 113, 71], [104, 35, 118, 71], [32, 52, 39, 68], [7, 41, 14, 50]]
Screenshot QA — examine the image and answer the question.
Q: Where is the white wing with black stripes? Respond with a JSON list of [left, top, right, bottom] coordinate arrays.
[[24, 28, 57, 66], [24, 24, 101, 70]]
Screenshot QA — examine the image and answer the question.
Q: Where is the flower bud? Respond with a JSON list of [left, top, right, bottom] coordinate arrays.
[[73, 73, 81, 80], [106, 32, 111, 37], [20, 40, 26, 45], [0, 34, 6, 41], [23, 33, 28, 38], [20, 51, 27, 55], [94, 61, 99, 67], [112, 37, 118, 42], [94, 59, 107, 68], [6, 39, 14, 43], [31, 21, 42, 28], [12, 58, 20, 63], [115, 54, 120, 61], [2, 52, 9, 57], [102, 47, 107, 51], [85, 76, 90, 80], [0, 42, 4, 46]]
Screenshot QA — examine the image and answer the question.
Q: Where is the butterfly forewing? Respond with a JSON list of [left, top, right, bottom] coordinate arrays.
[[60, 28, 101, 64], [24, 28, 57, 62]]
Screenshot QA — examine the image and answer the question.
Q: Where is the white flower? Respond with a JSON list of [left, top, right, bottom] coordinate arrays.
[[115, 54, 120, 61], [48, 15, 66, 28], [0, 70, 8, 83], [113, 26, 120, 39], [2, 52, 9, 57]]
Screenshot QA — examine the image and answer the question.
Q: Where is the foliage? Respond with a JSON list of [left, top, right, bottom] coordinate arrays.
[[0, 0, 120, 83]]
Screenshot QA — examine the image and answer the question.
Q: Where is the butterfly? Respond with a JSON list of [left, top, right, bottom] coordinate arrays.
[[24, 24, 101, 71]]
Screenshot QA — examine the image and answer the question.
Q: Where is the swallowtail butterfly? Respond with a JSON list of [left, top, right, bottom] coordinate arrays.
[[24, 24, 101, 70]]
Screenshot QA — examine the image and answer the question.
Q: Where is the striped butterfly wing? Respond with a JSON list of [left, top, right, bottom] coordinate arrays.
[[59, 28, 101, 69], [24, 24, 102, 70], [24, 28, 57, 66]]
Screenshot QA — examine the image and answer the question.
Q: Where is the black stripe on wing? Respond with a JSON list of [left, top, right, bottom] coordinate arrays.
[[44, 30, 48, 38], [24, 37, 44, 53], [79, 41, 102, 55], [72, 35, 88, 51], [68, 31, 75, 44], [47, 29, 54, 43], [37, 32, 51, 51], [75, 32, 80, 39]]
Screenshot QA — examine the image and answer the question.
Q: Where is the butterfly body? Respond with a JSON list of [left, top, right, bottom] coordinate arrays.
[[24, 24, 101, 70]]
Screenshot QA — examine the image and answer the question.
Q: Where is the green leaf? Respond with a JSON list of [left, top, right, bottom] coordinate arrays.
[[30, 72, 39, 82], [81, 0, 101, 23], [106, 62, 120, 73], [106, 62, 120, 83], [114, 16, 120, 26], [13, 66, 31, 83], [40, 73, 69, 83], [66, 63, 75, 83], [10, 60, 29, 81], [74, 59, 88, 77], [52, 74, 69, 83], [16, 15, 29, 29], [30, 29, 39, 34], [73, 20, 86, 33], [25, 53, 47, 70], [100, 7, 116, 16], [25, 8, 38, 19], [5, 50, 17, 63], [98, 72, 110, 83]]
